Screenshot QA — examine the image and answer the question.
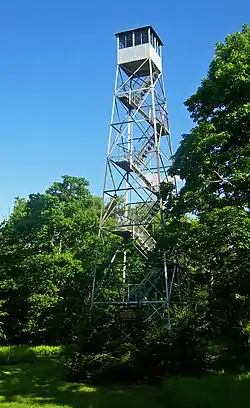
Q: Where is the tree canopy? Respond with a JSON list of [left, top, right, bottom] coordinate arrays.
[[170, 24, 250, 214]]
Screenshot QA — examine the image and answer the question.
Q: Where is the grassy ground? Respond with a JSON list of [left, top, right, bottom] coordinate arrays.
[[0, 356, 250, 408]]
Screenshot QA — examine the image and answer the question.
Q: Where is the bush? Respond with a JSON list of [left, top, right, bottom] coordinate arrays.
[[0, 345, 65, 365], [0, 346, 35, 365], [65, 344, 168, 385], [32, 345, 63, 357], [65, 350, 137, 384], [64, 309, 208, 384]]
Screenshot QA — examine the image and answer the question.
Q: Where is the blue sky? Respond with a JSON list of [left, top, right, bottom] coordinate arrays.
[[0, 0, 248, 218]]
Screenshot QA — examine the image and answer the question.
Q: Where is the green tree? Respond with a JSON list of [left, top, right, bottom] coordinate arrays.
[[170, 25, 250, 215], [0, 176, 101, 344], [166, 25, 250, 370]]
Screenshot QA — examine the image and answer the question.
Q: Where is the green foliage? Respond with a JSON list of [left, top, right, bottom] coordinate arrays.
[[31, 345, 63, 357], [0, 345, 35, 365], [170, 25, 250, 214], [0, 345, 63, 365], [185, 24, 250, 123], [65, 307, 210, 385], [65, 345, 164, 385], [65, 351, 133, 384], [165, 24, 250, 376], [0, 175, 100, 345]]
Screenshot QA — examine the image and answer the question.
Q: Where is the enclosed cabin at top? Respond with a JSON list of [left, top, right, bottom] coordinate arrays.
[[115, 26, 163, 77]]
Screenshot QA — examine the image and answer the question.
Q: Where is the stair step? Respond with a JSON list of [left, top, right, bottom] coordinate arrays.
[[114, 159, 159, 195], [129, 225, 156, 251], [118, 95, 169, 136], [131, 163, 158, 192], [134, 135, 156, 166], [144, 201, 160, 224]]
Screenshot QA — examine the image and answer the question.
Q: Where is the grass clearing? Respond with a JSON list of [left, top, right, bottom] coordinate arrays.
[[0, 357, 249, 407], [0, 346, 63, 365]]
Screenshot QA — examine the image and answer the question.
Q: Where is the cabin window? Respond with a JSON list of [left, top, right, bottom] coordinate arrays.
[[119, 29, 159, 49], [150, 32, 154, 46], [135, 31, 141, 46], [156, 40, 160, 55], [141, 28, 148, 44], [126, 32, 133, 47], [119, 32, 133, 49], [119, 35, 126, 49], [134, 28, 149, 46]]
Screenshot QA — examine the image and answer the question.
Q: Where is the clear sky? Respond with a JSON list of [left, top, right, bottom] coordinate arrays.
[[0, 0, 248, 218]]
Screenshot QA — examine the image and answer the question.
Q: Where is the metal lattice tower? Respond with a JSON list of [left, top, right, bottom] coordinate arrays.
[[92, 26, 184, 331]]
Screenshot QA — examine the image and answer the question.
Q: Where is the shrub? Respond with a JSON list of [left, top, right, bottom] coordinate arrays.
[[32, 345, 63, 357], [0, 345, 35, 365], [0, 345, 66, 365], [64, 344, 168, 385], [65, 350, 137, 384]]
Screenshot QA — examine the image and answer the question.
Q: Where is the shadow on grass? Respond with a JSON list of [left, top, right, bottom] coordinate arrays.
[[0, 359, 250, 408], [0, 358, 164, 408]]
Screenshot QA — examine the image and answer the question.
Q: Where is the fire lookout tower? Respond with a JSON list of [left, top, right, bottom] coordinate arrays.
[[92, 26, 185, 330]]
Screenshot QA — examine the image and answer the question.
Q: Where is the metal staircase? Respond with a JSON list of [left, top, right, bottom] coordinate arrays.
[[110, 156, 160, 257], [118, 73, 169, 137], [134, 134, 155, 166], [139, 199, 160, 225], [128, 224, 156, 254], [106, 75, 168, 257]]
